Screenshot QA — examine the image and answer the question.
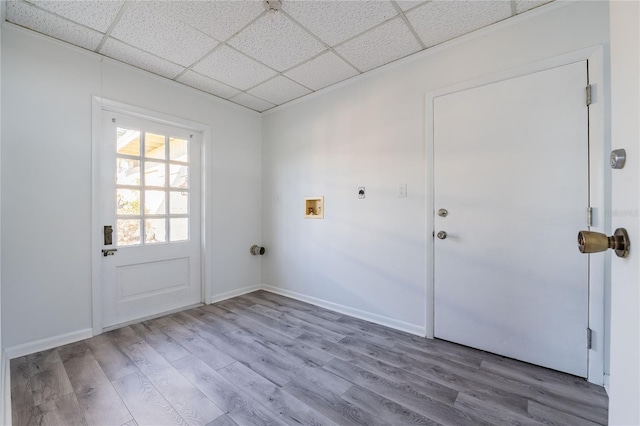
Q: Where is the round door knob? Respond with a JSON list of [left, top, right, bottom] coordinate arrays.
[[437, 231, 447, 240]]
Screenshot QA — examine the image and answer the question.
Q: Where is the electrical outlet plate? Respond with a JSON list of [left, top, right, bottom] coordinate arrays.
[[358, 187, 365, 199]]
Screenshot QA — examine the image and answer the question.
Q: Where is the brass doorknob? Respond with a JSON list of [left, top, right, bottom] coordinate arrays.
[[577, 228, 630, 258]]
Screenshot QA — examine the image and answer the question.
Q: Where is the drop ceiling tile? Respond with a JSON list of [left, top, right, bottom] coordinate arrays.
[[6, 0, 103, 51], [515, 0, 553, 14], [192, 45, 277, 91], [335, 17, 421, 72], [283, 1, 397, 46], [248, 76, 312, 105], [406, 0, 512, 48], [228, 14, 325, 71], [285, 51, 358, 91], [395, 1, 428, 12], [161, 1, 265, 42], [24, 0, 124, 32], [177, 71, 241, 99], [100, 38, 185, 79], [230, 93, 275, 112], [110, 1, 217, 67]]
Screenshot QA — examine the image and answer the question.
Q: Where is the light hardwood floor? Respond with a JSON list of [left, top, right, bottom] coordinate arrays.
[[10, 290, 608, 425]]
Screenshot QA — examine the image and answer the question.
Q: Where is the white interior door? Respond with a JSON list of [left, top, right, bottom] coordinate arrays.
[[100, 112, 202, 329], [433, 61, 589, 377]]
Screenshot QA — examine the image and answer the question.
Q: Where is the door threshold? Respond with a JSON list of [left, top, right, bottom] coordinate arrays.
[[102, 302, 204, 333]]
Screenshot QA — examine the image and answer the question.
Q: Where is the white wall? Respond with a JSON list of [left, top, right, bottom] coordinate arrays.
[[1, 26, 263, 349], [262, 1, 610, 333], [608, 1, 640, 424]]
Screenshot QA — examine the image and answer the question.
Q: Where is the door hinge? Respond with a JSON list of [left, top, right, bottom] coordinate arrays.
[[586, 85, 593, 106], [587, 328, 593, 349], [587, 207, 593, 227]]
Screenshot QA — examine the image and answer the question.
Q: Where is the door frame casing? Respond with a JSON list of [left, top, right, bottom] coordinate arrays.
[[91, 96, 213, 336], [425, 45, 609, 385]]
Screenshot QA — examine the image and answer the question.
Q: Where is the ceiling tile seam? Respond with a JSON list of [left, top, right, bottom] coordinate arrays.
[[182, 69, 246, 95], [228, 94, 273, 112], [223, 42, 282, 75], [95, 37, 186, 78], [95, 0, 130, 53], [247, 89, 308, 108], [226, 99, 262, 113], [170, 18, 223, 46], [277, 48, 360, 86], [8, 0, 106, 38], [330, 13, 405, 51], [400, 0, 434, 15], [391, 1, 427, 49], [98, 35, 187, 74], [278, 9, 364, 74], [173, 9, 268, 81], [239, 74, 309, 102], [196, 88, 234, 100]]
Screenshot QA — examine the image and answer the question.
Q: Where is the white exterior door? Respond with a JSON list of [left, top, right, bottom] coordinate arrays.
[[100, 112, 202, 329], [433, 61, 589, 377]]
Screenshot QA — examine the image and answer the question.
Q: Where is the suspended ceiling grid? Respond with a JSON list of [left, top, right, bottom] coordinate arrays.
[[5, 0, 553, 112]]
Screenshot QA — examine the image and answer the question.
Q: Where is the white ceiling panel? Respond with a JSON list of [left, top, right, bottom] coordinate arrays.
[[335, 17, 421, 72], [406, 0, 512, 48], [6, 0, 104, 51], [161, 1, 264, 42], [192, 45, 277, 91], [5, 0, 556, 112], [283, 1, 397, 46], [395, 1, 428, 12], [285, 51, 359, 91], [24, 0, 124, 32], [248, 76, 312, 105], [110, 1, 217, 67], [177, 70, 241, 99], [100, 38, 185, 79], [230, 93, 275, 112], [228, 13, 325, 71], [515, 0, 553, 14]]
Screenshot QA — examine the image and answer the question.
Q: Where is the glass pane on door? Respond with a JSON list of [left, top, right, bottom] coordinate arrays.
[[114, 127, 192, 247]]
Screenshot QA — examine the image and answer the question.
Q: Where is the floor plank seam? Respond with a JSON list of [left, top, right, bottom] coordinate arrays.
[[10, 291, 608, 426]]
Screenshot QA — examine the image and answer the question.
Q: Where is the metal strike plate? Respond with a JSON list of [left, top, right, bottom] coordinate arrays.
[[577, 228, 629, 258], [610, 149, 626, 169], [438, 208, 448, 217]]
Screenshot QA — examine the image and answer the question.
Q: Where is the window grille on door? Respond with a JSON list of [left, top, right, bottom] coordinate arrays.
[[115, 128, 190, 246]]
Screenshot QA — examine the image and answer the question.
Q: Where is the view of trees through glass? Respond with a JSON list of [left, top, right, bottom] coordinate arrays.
[[116, 127, 190, 246]]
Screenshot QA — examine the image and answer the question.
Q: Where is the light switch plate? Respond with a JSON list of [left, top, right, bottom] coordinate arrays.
[[398, 184, 407, 198]]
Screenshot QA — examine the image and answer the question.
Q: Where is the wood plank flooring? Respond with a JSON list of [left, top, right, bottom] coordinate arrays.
[[10, 290, 608, 425]]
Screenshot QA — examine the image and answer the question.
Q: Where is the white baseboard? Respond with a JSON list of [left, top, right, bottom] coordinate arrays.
[[4, 328, 93, 360], [261, 285, 426, 337], [2, 350, 10, 425], [604, 373, 610, 395], [211, 285, 261, 304]]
